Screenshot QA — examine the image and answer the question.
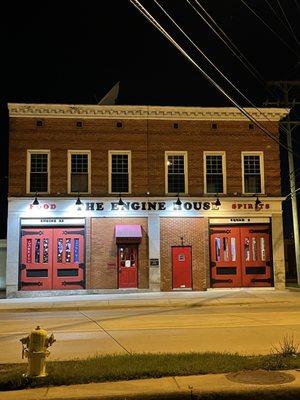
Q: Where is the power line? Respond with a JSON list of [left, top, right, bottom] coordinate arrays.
[[184, 0, 300, 152], [154, 0, 292, 146], [264, 0, 296, 40], [240, 0, 299, 57], [189, 0, 300, 146], [154, 1, 269, 115], [130, 0, 296, 157], [185, 0, 274, 97], [183, 0, 300, 137], [275, 0, 300, 49], [293, 0, 300, 17]]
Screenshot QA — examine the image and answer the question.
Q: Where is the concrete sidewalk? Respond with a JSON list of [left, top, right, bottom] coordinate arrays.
[[0, 288, 300, 312], [1, 370, 300, 399]]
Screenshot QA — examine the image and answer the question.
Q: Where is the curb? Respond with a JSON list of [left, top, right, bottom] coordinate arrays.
[[0, 298, 296, 313], [1, 371, 300, 400]]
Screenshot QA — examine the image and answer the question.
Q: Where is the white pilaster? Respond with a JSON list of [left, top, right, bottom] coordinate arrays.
[[148, 214, 161, 291], [271, 213, 285, 289]]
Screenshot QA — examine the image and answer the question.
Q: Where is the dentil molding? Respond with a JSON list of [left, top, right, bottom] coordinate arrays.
[[8, 103, 289, 121]]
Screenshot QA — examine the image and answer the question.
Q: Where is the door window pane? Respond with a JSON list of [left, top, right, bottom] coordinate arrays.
[[260, 237, 266, 261], [119, 246, 136, 267], [215, 237, 221, 261], [167, 155, 185, 193], [244, 237, 250, 261], [231, 238, 236, 261], [43, 239, 49, 263], [27, 269, 48, 277], [26, 239, 32, 263], [35, 239, 40, 263], [252, 237, 257, 261], [57, 269, 78, 277], [71, 154, 89, 192], [206, 155, 223, 193], [217, 267, 237, 275], [74, 238, 79, 263], [65, 239, 71, 263], [223, 237, 229, 261], [57, 239, 63, 263], [30, 153, 48, 192]]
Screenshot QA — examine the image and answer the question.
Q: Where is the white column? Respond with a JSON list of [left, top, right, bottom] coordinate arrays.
[[6, 212, 20, 297], [148, 214, 161, 291], [271, 213, 285, 290]]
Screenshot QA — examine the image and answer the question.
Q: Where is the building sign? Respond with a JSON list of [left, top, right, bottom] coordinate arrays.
[[232, 203, 270, 210], [83, 201, 218, 212], [24, 199, 274, 213], [150, 258, 160, 267], [11, 197, 280, 216], [29, 203, 57, 210], [210, 217, 270, 225], [21, 218, 85, 226]]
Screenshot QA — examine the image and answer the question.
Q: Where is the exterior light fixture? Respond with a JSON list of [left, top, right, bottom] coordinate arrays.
[[215, 194, 221, 207], [75, 193, 83, 206], [118, 193, 125, 206], [175, 194, 182, 206], [32, 192, 39, 206], [255, 196, 262, 209]]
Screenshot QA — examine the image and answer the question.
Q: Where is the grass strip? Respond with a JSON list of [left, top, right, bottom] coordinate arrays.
[[0, 352, 300, 391]]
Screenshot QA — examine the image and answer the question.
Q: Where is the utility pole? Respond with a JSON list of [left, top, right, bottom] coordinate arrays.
[[265, 81, 300, 285]]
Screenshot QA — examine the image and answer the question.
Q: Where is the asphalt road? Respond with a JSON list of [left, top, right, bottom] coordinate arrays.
[[1, 302, 300, 363]]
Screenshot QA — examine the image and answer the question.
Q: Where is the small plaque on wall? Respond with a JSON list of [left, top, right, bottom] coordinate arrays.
[[150, 258, 160, 267], [107, 262, 116, 269]]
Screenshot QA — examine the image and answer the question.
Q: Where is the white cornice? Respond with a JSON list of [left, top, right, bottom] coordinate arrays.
[[7, 103, 289, 121]]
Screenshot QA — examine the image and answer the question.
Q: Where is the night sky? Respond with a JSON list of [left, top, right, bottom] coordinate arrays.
[[1, 0, 300, 238]]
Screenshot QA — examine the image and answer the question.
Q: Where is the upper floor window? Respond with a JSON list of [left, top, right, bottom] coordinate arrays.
[[165, 151, 188, 194], [109, 151, 131, 193], [242, 152, 264, 194], [204, 152, 226, 194], [68, 151, 91, 193], [27, 150, 50, 193]]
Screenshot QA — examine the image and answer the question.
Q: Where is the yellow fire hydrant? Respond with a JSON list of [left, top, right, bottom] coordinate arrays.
[[20, 326, 56, 377]]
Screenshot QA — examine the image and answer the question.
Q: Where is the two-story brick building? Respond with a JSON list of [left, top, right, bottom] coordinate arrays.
[[6, 103, 289, 297]]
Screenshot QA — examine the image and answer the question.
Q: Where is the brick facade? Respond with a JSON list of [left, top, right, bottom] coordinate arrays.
[[90, 217, 148, 289], [160, 217, 209, 291], [6, 105, 288, 296], [9, 113, 281, 198]]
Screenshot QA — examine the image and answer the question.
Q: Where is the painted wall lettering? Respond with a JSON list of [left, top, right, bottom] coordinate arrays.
[[232, 203, 270, 210], [29, 203, 56, 210]]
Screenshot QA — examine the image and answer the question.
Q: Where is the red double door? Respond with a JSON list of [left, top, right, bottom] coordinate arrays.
[[210, 225, 272, 288], [20, 227, 85, 291]]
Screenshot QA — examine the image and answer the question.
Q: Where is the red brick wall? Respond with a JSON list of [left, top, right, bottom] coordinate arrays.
[[9, 117, 281, 197], [160, 217, 209, 291], [90, 217, 148, 289]]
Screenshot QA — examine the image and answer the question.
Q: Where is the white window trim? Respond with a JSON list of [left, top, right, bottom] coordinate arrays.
[[241, 151, 265, 194], [26, 150, 51, 194], [203, 151, 227, 195], [67, 150, 91, 194], [165, 151, 188, 195], [108, 150, 132, 194]]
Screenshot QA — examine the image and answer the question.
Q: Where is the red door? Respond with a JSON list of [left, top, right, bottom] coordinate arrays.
[[20, 228, 53, 290], [172, 246, 192, 289], [20, 227, 85, 291], [240, 226, 272, 287], [118, 245, 138, 288], [210, 227, 242, 288], [210, 225, 272, 288], [52, 228, 85, 290]]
